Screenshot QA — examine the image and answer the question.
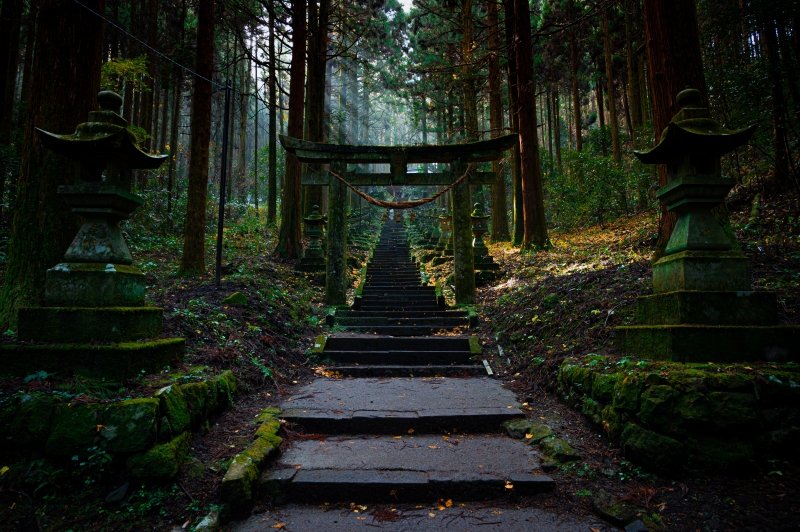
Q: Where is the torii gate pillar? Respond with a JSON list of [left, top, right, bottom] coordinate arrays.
[[325, 159, 348, 306], [452, 158, 476, 305]]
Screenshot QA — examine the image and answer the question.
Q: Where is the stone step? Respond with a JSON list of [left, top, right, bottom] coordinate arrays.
[[259, 435, 553, 503], [360, 286, 435, 293], [335, 317, 468, 327], [280, 378, 524, 434], [359, 294, 435, 302], [325, 336, 471, 351], [324, 365, 485, 377], [320, 350, 473, 365], [360, 305, 440, 312], [337, 310, 467, 318], [339, 326, 463, 336]]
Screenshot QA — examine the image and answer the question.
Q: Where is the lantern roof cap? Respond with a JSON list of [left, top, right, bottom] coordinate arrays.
[[635, 88, 756, 164]]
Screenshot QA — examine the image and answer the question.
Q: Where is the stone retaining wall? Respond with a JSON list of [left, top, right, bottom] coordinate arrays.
[[0, 370, 236, 481], [557, 355, 799, 474]]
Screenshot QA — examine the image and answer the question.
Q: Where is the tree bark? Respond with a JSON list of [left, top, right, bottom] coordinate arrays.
[[514, 0, 549, 250], [554, 87, 562, 169], [596, 73, 606, 156], [180, 0, 214, 274], [267, 0, 277, 224], [0, 0, 104, 326], [275, 0, 306, 259], [602, 8, 621, 163], [642, 0, 708, 259], [504, 0, 523, 245], [462, 0, 478, 140], [487, 0, 509, 241], [625, 0, 643, 129], [569, 26, 582, 152], [0, 0, 23, 144], [167, 67, 181, 225]]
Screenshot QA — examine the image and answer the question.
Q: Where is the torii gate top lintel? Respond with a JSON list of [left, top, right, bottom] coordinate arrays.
[[280, 134, 517, 187]]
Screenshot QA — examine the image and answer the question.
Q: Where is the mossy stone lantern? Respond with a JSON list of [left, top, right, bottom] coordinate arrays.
[[298, 205, 326, 272], [471, 201, 499, 276], [616, 88, 799, 362], [2, 91, 185, 381], [437, 212, 452, 254]]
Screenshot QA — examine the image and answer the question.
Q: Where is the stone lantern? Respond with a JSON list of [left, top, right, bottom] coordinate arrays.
[[616, 88, 799, 361], [436, 212, 452, 254], [2, 91, 185, 380], [471, 201, 499, 276], [298, 205, 326, 272]]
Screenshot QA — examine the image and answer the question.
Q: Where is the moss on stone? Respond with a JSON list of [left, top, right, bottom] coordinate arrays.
[[255, 418, 283, 448], [639, 385, 684, 435], [666, 369, 708, 393], [503, 419, 536, 439], [601, 405, 623, 439], [674, 392, 710, 428], [686, 435, 755, 474], [12, 394, 59, 448], [620, 423, 685, 474], [582, 397, 603, 426], [753, 428, 799, 460], [155, 384, 190, 435], [181, 381, 208, 426], [526, 424, 554, 444], [221, 292, 248, 306], [591, 373, 618, 403], [708, 392, 761, 432], [215, 370, 237, 408], [255, 407, 282, 424], [612, 376, 645, 412], [46, 403, 105, 456], [126, 431, 191, 481], [100, 398, 157, 453], [205, 378, 220, 414], [539, 436, 579, 461]]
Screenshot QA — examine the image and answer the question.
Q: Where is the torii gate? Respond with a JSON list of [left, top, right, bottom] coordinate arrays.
[[279, 134, 518, 307]]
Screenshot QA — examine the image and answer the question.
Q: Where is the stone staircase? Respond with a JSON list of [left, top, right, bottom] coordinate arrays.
[[256, 217, 553, 507]]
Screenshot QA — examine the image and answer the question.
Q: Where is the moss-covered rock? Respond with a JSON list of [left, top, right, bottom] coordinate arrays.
[[46, 403, 105, 456], [753, 427, 799, 460], [504, 419, 537, 439], [181, 381, 208, 426], [526, 424, 554, 444], [639, 385, 683, 435], [620, 423, 685, 474], [601, 405, 623, 438], [591, 373, 618, 403], [666, 369, 708, 393], [155, 384, 190, 435], [12, 394, 59, 448], [539, 436, 579, 461], [254, 407, 282, 424], [216, 370, 237, 407], [708, 392, 761, 432], [582, 397, 603, 426], [706, 371, 753, 392], [591, 489, 637, 527], [673, 392, 710, 428], [205, 378, 220, 414], [686, 435, 755, 474], [612, 376, 644, 412], [221, 292, 248, 306], [0, 395, 19, 447], [100, 398, 158, 453], [127, 431, 191, 481]]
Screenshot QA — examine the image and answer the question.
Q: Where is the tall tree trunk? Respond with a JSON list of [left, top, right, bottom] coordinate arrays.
[[625, 0, 643, 129], [275, 0, 306, 259], [759, 8, 791, 192], [596, 73, 606, 156], [238, 50, 249, 202], [462, 0, 478, 140], [777, 23, 800, 129], [514, 0, 549, 250], [487, 0, 509, 241], [254, 60, 259, 212], [267, 0, 277, 224], [504, 0, 523, 245], [0, 0, 104, 326], [569, 26, 582, 151], [554, 88, 562, 169], [304, 0, 329, 214], [642, 0, 709, 260], [20, 0, 38, 104], [167, 67, 181, 225], [180, 0, 214, 274], [0, 0, 23, 144], [602, 8, 621, 162]]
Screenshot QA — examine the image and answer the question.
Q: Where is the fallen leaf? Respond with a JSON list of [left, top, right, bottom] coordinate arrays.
[[525, 433, 533, 439], [0, 466, 9, 476], [492, 509, 502, 514], [428, 445, 437, 449], [407, 429, 415, 434], [393, 436, 402, 439], [429, 513, 436, 518], [445, 499, 453, 507], [272, 525, 286, 529], [505, 481, 513, 489]]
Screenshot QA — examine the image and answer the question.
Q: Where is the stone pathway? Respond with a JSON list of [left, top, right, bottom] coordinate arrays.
[[232, 219, 607, 530]]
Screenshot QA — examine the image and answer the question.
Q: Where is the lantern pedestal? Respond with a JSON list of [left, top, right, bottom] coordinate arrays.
[[470, 202, 499, 280], [616, 88, 799, 362], [0, 91, 184, 381]]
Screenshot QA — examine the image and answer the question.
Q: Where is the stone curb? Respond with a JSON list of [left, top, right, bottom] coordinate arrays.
[[220, 407, 283, 520]]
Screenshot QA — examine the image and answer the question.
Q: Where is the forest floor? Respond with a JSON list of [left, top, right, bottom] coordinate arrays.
[[1, 188, 799, 531]]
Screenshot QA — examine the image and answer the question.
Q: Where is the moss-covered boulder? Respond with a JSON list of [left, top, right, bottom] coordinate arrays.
[[754, 427, 799, 460], [181, 381, 209, 426], [582, 397, 603, 426], [620, 423, 684, 474], [12, 394, 59, 448], [539, 436, 579, 461], [46, 403, 105, 456], [0, 395, 19, 447], [666, 369, 708, 393], [591, 373, 618, 403], [205, 378, 220, 414], [686, 435, 755, 474], [708, 392, 761, 433], [504, 419, 537, 439], [601, 405, 623, 438], [639, 385, 683, 435], [100, 398, 158, 453], [612, 376, 644, 412], [674, 392, 710, 429], [127, 431, 191, 481], [526, 424, 554, 444], [155, 384, 190, 435], [221, 292, 248, 306], [216, 371, 237, 408], [591, 489, 637, 527]]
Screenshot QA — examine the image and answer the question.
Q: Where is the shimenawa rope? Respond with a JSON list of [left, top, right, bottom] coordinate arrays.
[[326, 163, 475, 210]]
